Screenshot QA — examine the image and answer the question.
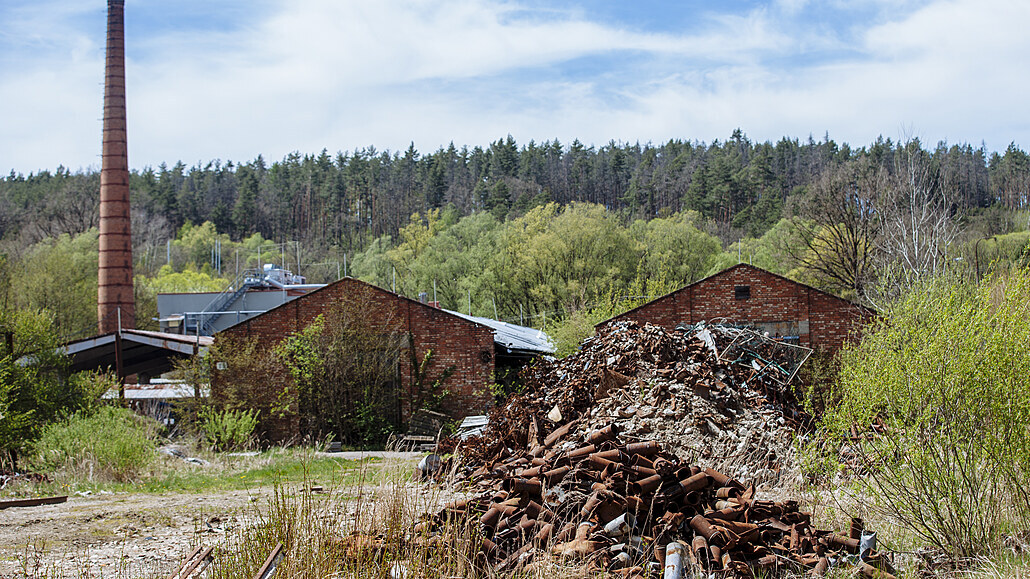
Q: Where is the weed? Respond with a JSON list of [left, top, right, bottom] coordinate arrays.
[[197, 407, 259, 452], [24, 406, 160, 483]]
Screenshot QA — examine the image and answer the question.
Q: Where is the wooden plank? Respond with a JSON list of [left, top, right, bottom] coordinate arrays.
[[0, 495, 68, 510]]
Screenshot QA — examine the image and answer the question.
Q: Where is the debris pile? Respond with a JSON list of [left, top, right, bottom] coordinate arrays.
[[0, 470, 52, 489], [455, 321, 814, 486], [401, 322, 893, 577], [417, 427, 892, 577]]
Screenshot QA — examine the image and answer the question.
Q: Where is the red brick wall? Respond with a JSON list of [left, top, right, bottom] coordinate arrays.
[[609, 264, 872, 353], [217, 277, 495, 440]]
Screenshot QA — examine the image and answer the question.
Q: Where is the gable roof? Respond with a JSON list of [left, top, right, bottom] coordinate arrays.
[[220, 276, 487, 333], [599, 263, 874, 327], [219, 276, 554, 355]]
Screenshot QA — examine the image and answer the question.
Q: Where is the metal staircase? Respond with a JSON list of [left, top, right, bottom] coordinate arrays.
[[186, 269, 262, 336]]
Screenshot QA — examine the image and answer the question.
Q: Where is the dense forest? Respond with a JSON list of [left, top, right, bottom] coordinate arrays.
[[2, 131, 1030, 346]]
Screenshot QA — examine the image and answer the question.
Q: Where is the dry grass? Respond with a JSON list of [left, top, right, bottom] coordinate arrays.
[[203, 458, 614, 579]]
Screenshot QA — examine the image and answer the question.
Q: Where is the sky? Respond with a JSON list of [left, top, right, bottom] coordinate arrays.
[[1, 0, 1028, 174]]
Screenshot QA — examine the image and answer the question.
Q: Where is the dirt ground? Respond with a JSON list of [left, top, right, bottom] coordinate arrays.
[[0, 487, 274, 578], [0, 452, 425, 578]]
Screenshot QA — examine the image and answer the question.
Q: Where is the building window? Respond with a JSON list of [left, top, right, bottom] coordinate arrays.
[[734, 285, 751, 300]]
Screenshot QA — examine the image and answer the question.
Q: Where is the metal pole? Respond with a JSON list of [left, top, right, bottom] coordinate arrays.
[[166, 239, 171, 265], [343, 253, 347, 277], [194, 321, 200, 399], [433, 279, 437, 304], [467, 291, 471, 315], [520, 304, 523, 325], [492, 297, 498, 320], [115, 307, 125, 404], [392, 267, 396, 293]]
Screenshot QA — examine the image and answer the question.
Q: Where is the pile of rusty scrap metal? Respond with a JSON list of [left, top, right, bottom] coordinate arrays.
[[416, 425, 894, 578], [453, 321, 814, 485]]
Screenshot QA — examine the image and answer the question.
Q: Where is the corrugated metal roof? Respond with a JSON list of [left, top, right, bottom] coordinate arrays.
[[456, 415, 489, 439], [443, 310, 555, 355], [101, 382, 208, 400]]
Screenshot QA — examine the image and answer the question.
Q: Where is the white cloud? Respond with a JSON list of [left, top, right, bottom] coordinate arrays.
[[1, 0, 1028, 174]]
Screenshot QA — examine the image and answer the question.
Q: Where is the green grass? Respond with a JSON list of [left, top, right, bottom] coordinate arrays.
[[2, 448, 404, 498]]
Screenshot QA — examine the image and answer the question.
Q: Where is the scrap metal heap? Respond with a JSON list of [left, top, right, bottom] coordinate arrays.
[[415, 427, 892, 577], [403, 321, 894, 577], [451, 320, 815, 486]]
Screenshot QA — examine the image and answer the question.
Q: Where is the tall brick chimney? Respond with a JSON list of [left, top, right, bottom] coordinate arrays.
[[98, 0, 134, 333]]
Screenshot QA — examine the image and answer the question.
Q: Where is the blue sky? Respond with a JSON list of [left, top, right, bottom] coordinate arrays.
[[1, 0, 1028, 174]]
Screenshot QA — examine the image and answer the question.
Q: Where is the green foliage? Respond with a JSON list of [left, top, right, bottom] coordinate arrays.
[[206, 334, 286, 442], [25, 406, 160, 482], [546, 308, 609, 358], [10, 230, 99, 338], [198, 407, 259, 452], [629, 210, 721, 285], [545, 265, 679, 357], [708, 218, 809, 277], [274, 300, 404, 446], [820, 269, 1030, 556], [143, 263, 230, 293], [0, 307, 105, 464]]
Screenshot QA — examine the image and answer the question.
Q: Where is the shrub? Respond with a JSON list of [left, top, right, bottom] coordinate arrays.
[[198, 407, 258, 452], [26, 406, 160, 482], [820, 269, 1030, 557], [274, 300, 404, 446]]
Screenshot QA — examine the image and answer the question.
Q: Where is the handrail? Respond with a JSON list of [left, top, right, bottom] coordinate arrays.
[[187, 268, 263, 335]]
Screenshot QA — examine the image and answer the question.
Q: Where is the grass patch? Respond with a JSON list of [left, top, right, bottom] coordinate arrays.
[[3, 447, 403, 498], [24, 406, 160, 483]]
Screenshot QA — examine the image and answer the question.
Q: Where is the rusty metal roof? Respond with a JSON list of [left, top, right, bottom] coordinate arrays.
[[60, 329, 212, 377]]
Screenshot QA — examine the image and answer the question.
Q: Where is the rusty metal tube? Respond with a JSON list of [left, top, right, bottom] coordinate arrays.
[[533, 522, 553, 546], [542, 466, 570, 485], [625, 441, 661, 456], [543, 422, 575, 447], [502, 477, 542, 496], [586, 423, 620, 445], [689, 515, 724, 545], [631, 474, 663, 494], [566, 444, 597, 461], [663, 541, 687, 579], [678, 472, 709, 494], [587, 453, 617, 470]]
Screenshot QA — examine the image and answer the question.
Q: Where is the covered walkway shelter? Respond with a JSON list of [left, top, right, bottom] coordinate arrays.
[[60, 329, 212, 383]]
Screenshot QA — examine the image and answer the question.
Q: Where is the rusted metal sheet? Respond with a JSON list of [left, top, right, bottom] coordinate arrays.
[[0, 495, 67, 510], [168, 545, 214, 579], [252, 542, 284, 579]]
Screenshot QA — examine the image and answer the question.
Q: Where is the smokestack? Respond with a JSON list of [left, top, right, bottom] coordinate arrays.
[[98, 0, 134, 333]]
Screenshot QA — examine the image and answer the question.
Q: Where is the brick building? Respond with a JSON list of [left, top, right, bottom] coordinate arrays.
[[216, 277, 552, 441], [602, 264, 873, 353]]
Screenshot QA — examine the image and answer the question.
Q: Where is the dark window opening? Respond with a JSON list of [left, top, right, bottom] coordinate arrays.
[[735, 285, 751, 300]]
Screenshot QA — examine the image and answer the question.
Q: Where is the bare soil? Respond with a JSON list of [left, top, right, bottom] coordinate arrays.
[[0, 487, 273, 578]]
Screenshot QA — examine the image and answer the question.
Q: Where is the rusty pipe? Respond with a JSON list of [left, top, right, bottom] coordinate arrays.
[[587, 423, 620, 445]]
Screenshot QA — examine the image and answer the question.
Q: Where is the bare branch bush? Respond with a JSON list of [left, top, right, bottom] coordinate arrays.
[[788, 159, 880, 302], [873, 144, 959, 305]]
